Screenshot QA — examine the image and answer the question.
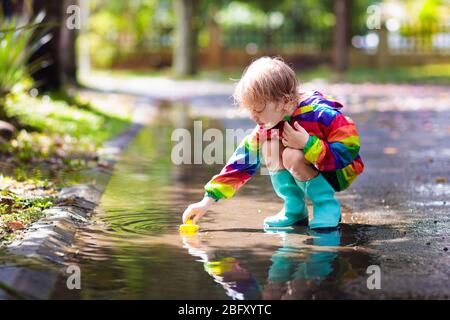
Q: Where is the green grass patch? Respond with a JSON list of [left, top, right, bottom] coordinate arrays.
[[2, 89, 132, 163], [0, 176, 56, 244], [0, 86, 134, 245], [5, 91, 131, 145]]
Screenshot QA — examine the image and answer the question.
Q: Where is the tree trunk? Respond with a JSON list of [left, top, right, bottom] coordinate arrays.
[[173, 0, 198, 76], [1, 0, 28, 17], [206, 5, 223, 68], [333, 0, 350, 74], [30, 0, 78, 91], [376, 24, 389, 69], [60, 0, 78, 86]]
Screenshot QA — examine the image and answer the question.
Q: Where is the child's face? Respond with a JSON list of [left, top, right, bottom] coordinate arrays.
[[247, 100, 289, 129]]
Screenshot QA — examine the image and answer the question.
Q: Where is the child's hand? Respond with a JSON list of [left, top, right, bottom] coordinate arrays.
[[281, 122, 310, 149], [182, 196, 215, 224]]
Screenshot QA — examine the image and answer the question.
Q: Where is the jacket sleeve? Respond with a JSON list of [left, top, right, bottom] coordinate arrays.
[[204, 126, 262, 201], [303, 109, 360, 171]]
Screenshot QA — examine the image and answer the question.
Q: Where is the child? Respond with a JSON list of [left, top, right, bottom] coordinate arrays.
[[182, 57, 364, 229]]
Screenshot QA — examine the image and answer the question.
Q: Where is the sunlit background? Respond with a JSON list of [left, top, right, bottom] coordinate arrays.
[[1, 0, 450, 300], [2, 0, 449, 86]]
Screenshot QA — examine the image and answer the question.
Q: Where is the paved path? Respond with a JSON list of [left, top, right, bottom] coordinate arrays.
[[2, 73, 449, 299], [66, 74, 450, 298]]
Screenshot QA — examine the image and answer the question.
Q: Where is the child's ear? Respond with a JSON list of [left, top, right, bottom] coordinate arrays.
[[281, 97, 291, 111], [282, 96, 293, 109]]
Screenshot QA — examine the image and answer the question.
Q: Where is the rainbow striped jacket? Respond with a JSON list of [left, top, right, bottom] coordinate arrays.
[[204, 91, 364, 201]]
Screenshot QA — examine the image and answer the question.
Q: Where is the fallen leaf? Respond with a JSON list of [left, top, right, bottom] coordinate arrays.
[[383, 147, 397, 155], [435, 176, 448, 183], [7, 221, 25, 230], [0, 196, 14, 206]]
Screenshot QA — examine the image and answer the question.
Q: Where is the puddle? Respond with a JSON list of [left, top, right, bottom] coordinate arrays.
[[46, 105, 381, 300], [2, 102, 448, 299]]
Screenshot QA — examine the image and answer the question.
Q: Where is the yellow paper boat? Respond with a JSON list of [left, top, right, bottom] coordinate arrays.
[[179, 219, 199, 235]]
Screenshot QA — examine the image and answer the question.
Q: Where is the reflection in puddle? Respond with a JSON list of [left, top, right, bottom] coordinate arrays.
[[183, 237, 261, 300], [182, 226, 376, 300]]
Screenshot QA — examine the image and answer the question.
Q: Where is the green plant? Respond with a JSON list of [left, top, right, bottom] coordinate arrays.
[[0, 13, 51, 97]]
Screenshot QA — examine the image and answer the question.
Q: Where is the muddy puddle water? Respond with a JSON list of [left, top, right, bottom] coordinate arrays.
[[47, 104, 387, 300]]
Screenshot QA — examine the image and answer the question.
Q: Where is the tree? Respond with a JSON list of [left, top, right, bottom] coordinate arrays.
[[334, 0, 350, 73], [1, 0, 30, 17], [30, 0, 78, 91], [173, 0, 198, 76]]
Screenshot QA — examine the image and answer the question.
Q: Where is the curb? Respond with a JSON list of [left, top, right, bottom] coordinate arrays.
[[0, 105, 153, 299]]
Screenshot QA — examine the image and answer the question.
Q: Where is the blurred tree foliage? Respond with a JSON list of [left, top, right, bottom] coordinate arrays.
[[84, 0, 449, 68], [410, 0, 449, 24], [400, 0, 450, 37], [87, 0, 339, 67], [86, 0, 174, 67]]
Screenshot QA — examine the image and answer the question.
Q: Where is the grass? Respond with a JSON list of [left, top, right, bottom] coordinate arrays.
[[0, 14, 50, 96], [5, 91, 130, 147], [88, 63, 450, 85], [0, 83, 133, 245], [2, 86, 131, 163], [0, 176, 56, 244]]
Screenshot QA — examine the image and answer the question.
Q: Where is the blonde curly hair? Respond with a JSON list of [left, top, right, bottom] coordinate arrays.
[[233, 56, 302, 110]]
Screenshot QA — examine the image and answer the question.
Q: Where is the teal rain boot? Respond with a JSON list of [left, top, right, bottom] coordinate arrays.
[[263, 170, 308, 228], [302, 173, 341, 229]]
